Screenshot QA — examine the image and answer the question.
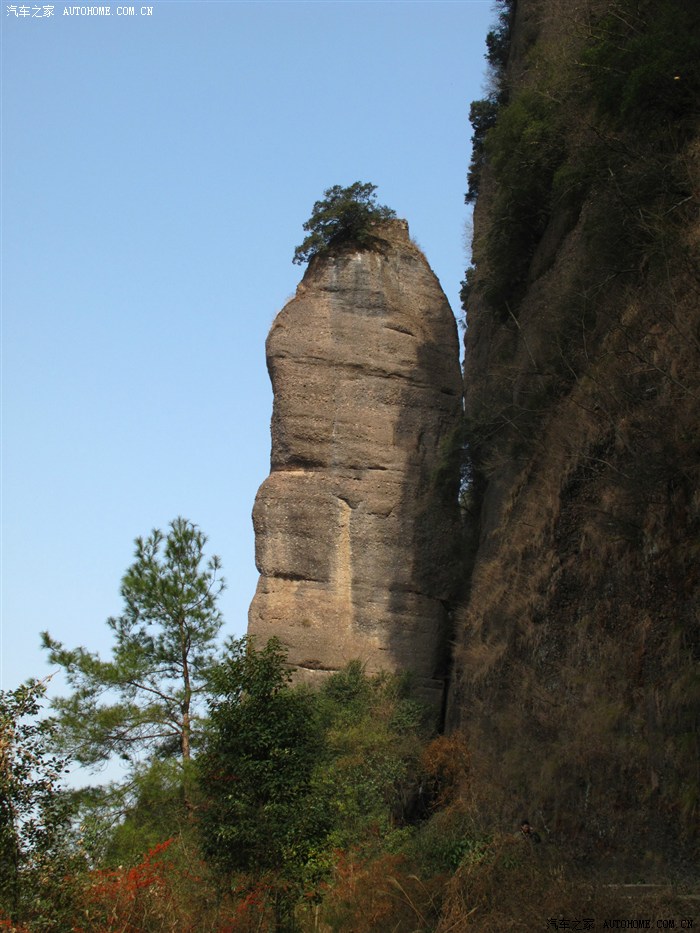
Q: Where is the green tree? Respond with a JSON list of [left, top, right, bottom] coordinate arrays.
[[71, 757, 192, 869], [198, 637, 327, 932], [41, 517, 225, 778], [292, 181, 396, 265], [0, 679, 78, 928], [315, 662, 429, 852]]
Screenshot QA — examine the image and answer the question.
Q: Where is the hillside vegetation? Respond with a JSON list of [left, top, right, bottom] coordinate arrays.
[[454, 0, 700, 878]]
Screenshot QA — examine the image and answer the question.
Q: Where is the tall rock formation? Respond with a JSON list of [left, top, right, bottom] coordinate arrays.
[[248, 219, 463, 705]]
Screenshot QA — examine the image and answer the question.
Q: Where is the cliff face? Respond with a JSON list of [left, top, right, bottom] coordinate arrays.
[[248, 220, 463, 704], [454, 0, 700, 867]]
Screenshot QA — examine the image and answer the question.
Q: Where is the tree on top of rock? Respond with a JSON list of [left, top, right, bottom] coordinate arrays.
[[292, 182, 396, 265]]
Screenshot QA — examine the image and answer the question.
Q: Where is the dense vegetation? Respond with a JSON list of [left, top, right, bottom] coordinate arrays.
[[1, 519, 465, 931], [4, 647, 694, 931], [4, 513, 696, 930], [462, 0, 699, 322]]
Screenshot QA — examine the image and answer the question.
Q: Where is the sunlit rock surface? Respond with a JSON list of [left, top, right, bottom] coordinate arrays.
[[248, 220, 462, 705]]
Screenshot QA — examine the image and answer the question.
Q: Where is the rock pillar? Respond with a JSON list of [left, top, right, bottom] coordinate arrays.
[[248, 219, 463, 704]]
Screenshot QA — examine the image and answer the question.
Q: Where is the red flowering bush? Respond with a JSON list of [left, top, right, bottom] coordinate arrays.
[[75, 839, 180, 933], [75, 838, 248, 933]]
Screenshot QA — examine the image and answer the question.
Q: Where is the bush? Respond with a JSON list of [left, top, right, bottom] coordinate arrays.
[[315, 665, 430, 853], [0, 680, 82, 932], [321, 850, 443, 933], [464, 0, 515, 205], [76, 837, 240, 933]]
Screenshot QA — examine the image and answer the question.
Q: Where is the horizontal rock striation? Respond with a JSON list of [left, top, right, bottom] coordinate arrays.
[[248, 219, 463, 704]]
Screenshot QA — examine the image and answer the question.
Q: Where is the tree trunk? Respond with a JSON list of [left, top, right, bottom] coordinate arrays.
[[274, 888, 296, 933], [180, 618, 192, 811]]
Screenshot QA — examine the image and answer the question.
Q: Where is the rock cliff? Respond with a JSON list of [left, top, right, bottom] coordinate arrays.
[[454, 0, 700, 868], [248, 220, 463, 705]]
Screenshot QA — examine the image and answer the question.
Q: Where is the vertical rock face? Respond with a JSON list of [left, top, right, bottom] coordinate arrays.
[[453, 0, 700, 864], [248, 220, 463, 704]]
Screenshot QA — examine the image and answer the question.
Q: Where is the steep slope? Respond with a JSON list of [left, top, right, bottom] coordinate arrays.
[[455, 0, 700, 870], [249, 220, 463, 706]]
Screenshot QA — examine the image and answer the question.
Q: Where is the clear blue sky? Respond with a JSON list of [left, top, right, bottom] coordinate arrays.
[[1, 1, 493, 701]]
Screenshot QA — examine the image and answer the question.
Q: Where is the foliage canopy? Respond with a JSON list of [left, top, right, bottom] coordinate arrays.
[[198, 637, 327, 931], [41, 517, 225, 771], [292, 182, 396, 265], [0, 679, 77, 927], [198, 638, 326, 874]]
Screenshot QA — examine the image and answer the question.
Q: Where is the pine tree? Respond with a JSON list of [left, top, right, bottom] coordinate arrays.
[[42, 518, 225, 774], [292, 182, 396, 265]]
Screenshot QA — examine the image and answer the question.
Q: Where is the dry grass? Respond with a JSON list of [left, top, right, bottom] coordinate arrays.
[[436, 838, 698, 933]]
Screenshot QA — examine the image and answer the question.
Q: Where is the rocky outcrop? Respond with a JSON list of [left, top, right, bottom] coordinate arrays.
[[248, 220, 463, 704]]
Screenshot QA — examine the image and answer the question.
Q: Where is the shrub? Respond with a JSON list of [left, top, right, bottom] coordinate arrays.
[[480, 90, 565, 313], [321, 850, 443, 933], [582, 0, 700, 135]]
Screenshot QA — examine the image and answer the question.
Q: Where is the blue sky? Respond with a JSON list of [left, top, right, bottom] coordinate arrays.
[[1, 0, 493, 706]]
